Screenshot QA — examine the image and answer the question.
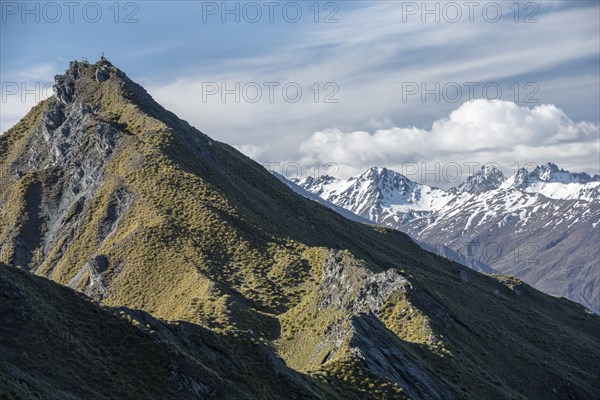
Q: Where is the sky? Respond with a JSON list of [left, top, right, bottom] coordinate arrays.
[[1, 0, 599, 186]]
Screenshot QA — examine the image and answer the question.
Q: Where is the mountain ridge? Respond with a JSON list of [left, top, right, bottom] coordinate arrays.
[[1, 59, 599, 399], [293, 163, 600, 312]]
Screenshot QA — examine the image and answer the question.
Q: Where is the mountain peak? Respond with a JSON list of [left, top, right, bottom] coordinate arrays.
[[48, 59, 203, 149], [356, 166, 412, 184], [510, 167, 530, 189], [291, 174, 337, 193], [531, 162, 561, 181], [530, 162, 595, 184], [54, 58, 123, 105], [454, 164, 505, 193], [354, 166, 386, 179]]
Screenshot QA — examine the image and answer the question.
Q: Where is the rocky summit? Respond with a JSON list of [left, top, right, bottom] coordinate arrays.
[[1, 60, 599, 400]]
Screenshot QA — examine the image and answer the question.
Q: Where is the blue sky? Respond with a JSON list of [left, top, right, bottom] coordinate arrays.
[[1, 1, 599, 182]]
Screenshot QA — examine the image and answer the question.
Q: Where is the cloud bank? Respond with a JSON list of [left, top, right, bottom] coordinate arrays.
[[139, 1, 598, 181], [293, 100, 599, 185]]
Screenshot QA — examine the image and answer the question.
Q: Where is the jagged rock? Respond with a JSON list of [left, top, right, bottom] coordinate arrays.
[[4, 83, 123, 273], [43, 103, 65, 130], [318, 250, 410, 315], [53, 61, 81, 104], [511, 167, 530, 190], [350, 313, 459, 400], [95, 67, 109, 83], [314, 250, 458, 399], [454, 164, 504, 193]]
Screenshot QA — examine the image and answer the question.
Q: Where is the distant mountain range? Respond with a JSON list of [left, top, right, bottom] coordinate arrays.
[[292, 163, 600, 312]]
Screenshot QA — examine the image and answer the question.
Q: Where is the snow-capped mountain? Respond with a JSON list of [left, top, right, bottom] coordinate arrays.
[[501, 163, 600, 201], [295, 167, 451, 218], [453, 164, 505, 193], [292, 163, 600, 313], [271, 171, 371, 224]]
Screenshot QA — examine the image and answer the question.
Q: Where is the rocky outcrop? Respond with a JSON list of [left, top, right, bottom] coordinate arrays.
[[318, 251, 409, 314], [95, 66, 110, 83], [53, 61, 81, 105], [2, 63, 124, 275], [349, 313, 457, 400], [315, 251, 459, 400]]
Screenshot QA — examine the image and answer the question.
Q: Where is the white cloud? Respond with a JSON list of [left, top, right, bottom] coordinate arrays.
[[2, 2, 598, 177], [140, 1, 599, 168], [232, 144, 269, 159], [367, 117, 395, 130], [14, 62, 57, 81], [1, 62, 58, 134], [297, 100, 600, 185]]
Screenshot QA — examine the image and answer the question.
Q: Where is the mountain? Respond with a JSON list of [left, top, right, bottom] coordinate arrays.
[[293, 167, 451, 216], [1, 59, 600, 400], [527, 162, 599, 185], [0, 263, 335, 400], [453, 164, 505, 193], [271, 172, 371, 224], [293, 165, 600, 313], [502, 163, 600, 201]]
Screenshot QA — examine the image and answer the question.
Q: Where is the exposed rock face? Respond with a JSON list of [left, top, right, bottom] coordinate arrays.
[[314, 251, 459, 400], [95, 66, 110, 83], [318, 251, 409, 314], [511, 167, 530, 190], [529, 162, 600, 184], [1, 61, 124, 293], [53, 61, 79, 105], [67, 254, 109, 299], [349, 314, 457, 400]]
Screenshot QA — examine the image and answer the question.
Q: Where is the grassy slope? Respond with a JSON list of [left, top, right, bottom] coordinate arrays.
[[1, 263, 354, 400], [1, 61, 599, 400]]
